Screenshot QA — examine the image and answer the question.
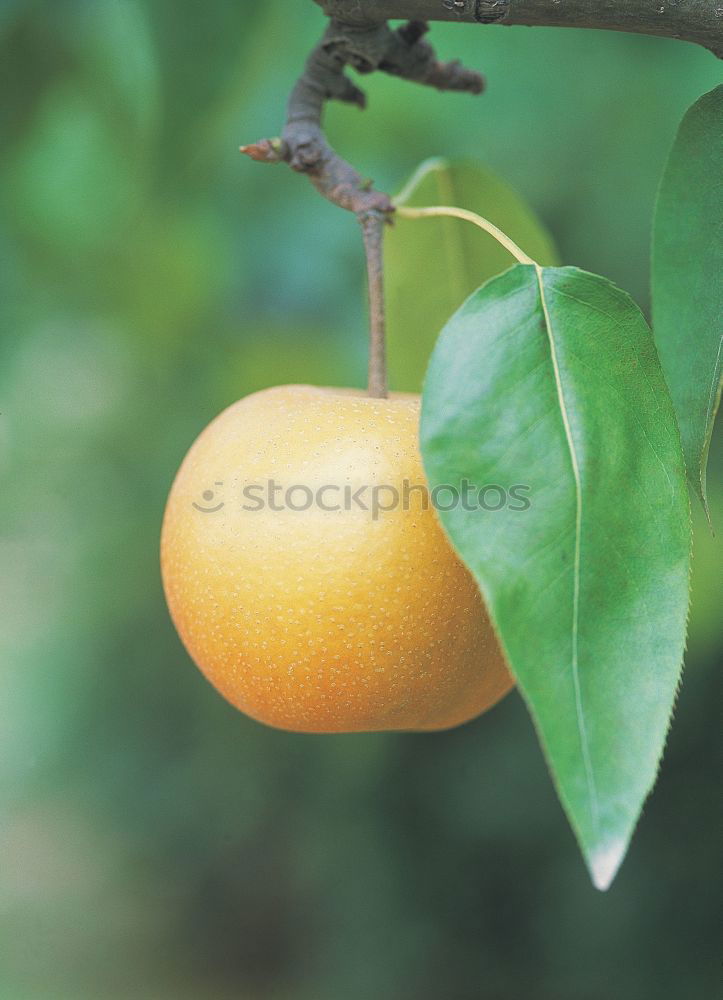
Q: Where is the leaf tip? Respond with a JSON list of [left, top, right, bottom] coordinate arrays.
[[693, 476, 714, 535], [588, 837, 627, 892]]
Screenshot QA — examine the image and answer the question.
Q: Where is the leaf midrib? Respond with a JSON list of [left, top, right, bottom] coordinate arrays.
[[535, 266, 600, 838]]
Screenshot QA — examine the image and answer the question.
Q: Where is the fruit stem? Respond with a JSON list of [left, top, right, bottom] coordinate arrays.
[[360, 210, 389, 399], [394, 204, 537, 267]]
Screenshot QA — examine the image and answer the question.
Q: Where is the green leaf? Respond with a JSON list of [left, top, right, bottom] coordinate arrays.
[[421, 265, 690, 889], [652, 85, 723, 514], [386, 159, 558, 392]]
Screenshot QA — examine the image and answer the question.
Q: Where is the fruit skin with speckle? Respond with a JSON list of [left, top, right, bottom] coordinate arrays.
[[161, 385, 513, 732]]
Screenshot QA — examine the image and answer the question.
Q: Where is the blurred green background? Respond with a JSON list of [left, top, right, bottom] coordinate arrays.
[[1, 3, 721, 998]]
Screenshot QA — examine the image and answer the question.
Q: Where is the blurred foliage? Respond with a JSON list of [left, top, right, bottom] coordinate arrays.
[[0, 3, 721, 998], [387, 158, 558, 392]]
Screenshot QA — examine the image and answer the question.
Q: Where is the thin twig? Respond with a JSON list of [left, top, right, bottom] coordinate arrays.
[[241, 18, 484, 395], [360, 211, 388, 398]]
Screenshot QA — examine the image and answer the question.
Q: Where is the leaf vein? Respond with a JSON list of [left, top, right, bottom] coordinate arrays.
[[536, 267, 600, 836]]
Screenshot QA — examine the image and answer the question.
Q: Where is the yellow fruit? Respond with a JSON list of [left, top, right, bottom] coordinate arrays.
[[161, 385, 513, 732]]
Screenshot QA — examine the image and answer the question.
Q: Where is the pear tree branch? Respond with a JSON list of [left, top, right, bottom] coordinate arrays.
[[241, 17, 484, 396], [242, 2, 720, 397], [241, 17, 483, 215], [315, 1, 722, 58]]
